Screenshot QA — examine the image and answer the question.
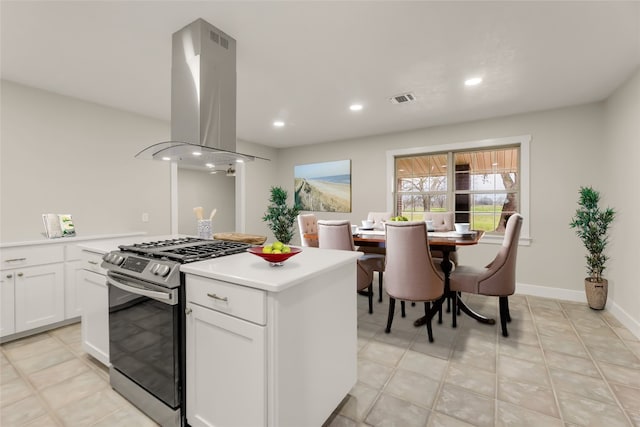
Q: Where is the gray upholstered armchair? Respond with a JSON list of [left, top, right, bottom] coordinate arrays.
[[317, 220, 376, 314], [383, 221, 445, 342], [297, 214, 319, 247], [449, 213, 523, 337], [423, 211, 459, 266]]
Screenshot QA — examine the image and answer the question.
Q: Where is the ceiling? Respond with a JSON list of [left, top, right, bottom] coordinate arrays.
[[2, 1, 639, 149]]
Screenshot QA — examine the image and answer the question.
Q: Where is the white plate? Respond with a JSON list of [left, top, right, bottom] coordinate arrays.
[[358, 227, 374, 231]]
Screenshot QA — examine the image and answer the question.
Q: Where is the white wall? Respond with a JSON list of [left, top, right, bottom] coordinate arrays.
[[604, 67, 640, 334], [237, 139, 278, 237], [0, 80, 172, 241]]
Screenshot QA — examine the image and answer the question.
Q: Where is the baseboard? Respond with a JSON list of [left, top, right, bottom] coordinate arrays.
[[516, 282, 640, 340], [607, 300, 640, 340], [516, 282, 587, 303]]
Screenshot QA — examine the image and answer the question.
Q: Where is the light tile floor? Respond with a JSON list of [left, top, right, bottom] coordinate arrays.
[[1, 289, 639, 426]]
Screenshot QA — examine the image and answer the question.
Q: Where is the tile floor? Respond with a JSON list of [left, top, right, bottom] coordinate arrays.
[[1, 288, 639, 426]]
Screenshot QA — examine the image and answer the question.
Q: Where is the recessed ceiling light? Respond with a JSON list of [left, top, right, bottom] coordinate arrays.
[[273, 120, 285, 127], [162, 157, 171, 161], [205, 163, 215, 168], [192, 151, 202, 156], [349, 104, 363, 111], [235, 159, 244, 163], [465, 77, 483, 86]]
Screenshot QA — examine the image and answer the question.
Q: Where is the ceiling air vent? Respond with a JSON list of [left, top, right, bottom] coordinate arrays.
[[390, 92, 416, 104]]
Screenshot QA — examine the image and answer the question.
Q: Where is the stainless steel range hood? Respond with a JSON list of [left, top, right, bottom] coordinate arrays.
[[136, 19, 267, 169]]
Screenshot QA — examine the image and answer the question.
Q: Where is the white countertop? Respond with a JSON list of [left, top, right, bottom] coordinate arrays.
[[1, 232, 147, 249], [181, 247, 360, 293]]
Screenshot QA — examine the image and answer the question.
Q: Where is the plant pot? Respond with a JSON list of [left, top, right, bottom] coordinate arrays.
[[584, 278, 608, 310]]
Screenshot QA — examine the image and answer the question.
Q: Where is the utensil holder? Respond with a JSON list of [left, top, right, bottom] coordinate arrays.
[[197, 220, 213, 239]]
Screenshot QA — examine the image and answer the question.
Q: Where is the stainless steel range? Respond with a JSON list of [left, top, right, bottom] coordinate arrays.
[[101, 237, 251, 427]]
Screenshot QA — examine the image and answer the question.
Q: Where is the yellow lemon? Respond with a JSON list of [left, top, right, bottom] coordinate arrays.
[[262, 245, 273, 253]]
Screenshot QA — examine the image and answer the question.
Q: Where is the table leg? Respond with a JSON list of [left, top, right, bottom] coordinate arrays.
[[413, 246, 495, 328], [455, 297, 496, 325]]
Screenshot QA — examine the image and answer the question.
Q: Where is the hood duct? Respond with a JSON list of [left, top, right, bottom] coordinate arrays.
[[136, 18, 267, 169]]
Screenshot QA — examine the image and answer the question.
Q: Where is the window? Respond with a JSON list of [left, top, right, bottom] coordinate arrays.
[[387, 135, 530, 241]]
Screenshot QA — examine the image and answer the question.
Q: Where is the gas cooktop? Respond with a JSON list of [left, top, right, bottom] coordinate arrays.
[[118, 237, 252, 263]]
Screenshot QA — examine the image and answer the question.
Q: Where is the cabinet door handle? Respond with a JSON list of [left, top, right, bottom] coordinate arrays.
[[88, 261, 99, 265], [5, 258, 26, 263], [207, 293, 228, 302], [5, 274, 12, 279], [17, 273, 24, 277], [185, 308, 193, 315]]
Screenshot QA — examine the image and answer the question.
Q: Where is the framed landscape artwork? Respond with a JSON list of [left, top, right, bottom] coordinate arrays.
[[294, 160, 352, 212]]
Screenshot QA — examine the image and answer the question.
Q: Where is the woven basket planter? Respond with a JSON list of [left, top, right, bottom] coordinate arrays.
[[585, 278, 608, 310]]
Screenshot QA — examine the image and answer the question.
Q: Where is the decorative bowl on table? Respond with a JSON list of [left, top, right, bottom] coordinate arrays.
[[247, 246, 302, 266]]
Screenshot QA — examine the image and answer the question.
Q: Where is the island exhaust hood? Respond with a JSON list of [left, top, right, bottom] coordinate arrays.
[[136, 18, 267, 169]]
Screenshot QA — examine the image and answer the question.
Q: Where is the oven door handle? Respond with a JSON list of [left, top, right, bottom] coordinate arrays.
[[107, 273, 178, 305]]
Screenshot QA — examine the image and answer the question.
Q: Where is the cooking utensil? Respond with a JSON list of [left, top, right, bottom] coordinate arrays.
[[193, 206, 204, 220], [209, 208, 217, 221]]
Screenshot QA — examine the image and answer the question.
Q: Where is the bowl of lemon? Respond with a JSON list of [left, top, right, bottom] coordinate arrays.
[[247, 241, 302, 266]]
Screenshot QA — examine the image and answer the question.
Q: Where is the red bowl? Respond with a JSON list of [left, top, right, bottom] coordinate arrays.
[[247, 246, 302, 264]]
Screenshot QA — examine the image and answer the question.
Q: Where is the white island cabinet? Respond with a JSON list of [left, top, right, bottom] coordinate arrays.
[[181, 247, 360, 427]]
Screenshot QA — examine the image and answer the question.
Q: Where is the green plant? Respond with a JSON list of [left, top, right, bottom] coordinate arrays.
[[569, 186, 616, 282], [262, 186, 300, 244]]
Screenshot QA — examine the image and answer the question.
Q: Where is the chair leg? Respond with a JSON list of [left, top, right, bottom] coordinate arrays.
[[378, 272, 383, 303], [505, 297, 511, 322], [400, 301, 406, 317], [438, 302, 443, 324], [499, 296, 509, 337], [457, 292, 461, 315], [451, 291, 457, 328], [368, 284, 373, 314], [446, 296, 451, 313], [424, 302, 434, 342], [385, 298, 396, 333]]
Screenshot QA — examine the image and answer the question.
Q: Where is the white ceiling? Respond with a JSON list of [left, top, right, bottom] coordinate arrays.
[[2, 1, 639, 148]]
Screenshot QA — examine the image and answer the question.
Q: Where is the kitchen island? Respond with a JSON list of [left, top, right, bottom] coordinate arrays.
[[181, 247, 360, 427]]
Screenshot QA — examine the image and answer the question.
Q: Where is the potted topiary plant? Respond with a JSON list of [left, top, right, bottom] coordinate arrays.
[[262, 186, 300, 245], [569, 186, 616, 309]]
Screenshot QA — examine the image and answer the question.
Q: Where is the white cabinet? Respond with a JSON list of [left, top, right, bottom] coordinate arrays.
[[186, 301, 266, 427], [12, 264, 65, 333], [80, 266, 109, 365], [0, 272, 16, 336], [64, 260, 84, 319], [79, 250, 109, 365], [1, 245, 65, 337], [184, 257, 357, 427], [64, 244, 85, 319]]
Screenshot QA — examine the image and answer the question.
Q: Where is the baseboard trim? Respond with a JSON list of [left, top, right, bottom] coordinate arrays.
[[516, 282, 639, 340]]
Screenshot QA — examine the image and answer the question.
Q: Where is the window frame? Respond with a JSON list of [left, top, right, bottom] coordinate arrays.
[[386, 135, 531, 246]]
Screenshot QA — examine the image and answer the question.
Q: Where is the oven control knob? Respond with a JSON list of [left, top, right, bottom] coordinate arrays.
[[104, 253, 121, 265], [150, 263, 160, 274], [112, 255, 124, 266], [156, 265, 171, 277]]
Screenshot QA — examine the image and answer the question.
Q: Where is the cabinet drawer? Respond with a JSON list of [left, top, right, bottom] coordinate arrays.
[[1, 245, 64, 268], [187, 275, 266, 325], [81, 251, 106, 275]]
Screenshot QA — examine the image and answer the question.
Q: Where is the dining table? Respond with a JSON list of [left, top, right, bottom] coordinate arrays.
[[305, 227, 493, 328]]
